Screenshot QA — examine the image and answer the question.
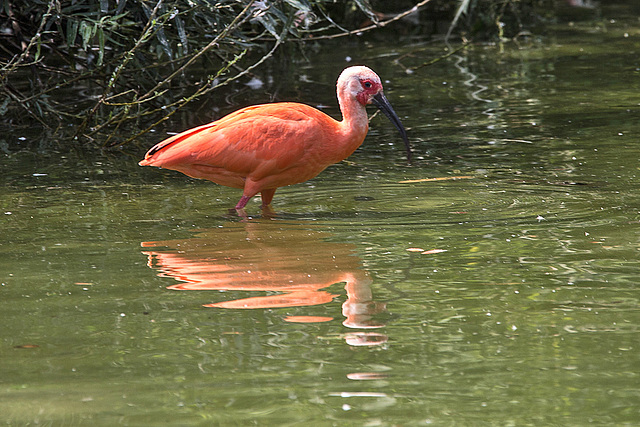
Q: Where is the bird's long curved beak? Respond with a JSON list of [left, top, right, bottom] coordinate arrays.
[[372, 92, 412, 163]]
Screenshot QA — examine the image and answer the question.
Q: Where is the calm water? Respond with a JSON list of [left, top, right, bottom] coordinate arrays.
[[2, 7, 640, 426]]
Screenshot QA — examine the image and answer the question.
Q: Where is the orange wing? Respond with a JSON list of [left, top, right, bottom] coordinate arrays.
[[140, 103, 336, 188]]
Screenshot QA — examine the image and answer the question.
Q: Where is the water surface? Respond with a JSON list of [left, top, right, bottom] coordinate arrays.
[[2, 7, 640, 425]]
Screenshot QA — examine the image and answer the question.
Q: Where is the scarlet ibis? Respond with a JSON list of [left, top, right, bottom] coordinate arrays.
[[139, 65, 411, 210]]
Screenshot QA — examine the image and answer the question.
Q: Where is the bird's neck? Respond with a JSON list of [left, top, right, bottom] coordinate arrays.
[[335, 97, 370, 160]]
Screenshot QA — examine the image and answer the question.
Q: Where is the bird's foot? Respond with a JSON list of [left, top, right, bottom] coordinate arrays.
[[260, 204, 276, 218]]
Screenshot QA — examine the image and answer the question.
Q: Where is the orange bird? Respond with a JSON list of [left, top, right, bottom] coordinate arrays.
[[139, 66, 411, 210]]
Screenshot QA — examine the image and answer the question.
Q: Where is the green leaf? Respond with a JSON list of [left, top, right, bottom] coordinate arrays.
[[34, 35, 42, 61], [79, 20, 95, 51], [174, 15, 188, 55], [283, 0, 311, 12], [97, 27, 105, 66], [0, 96, 11, 116], [66, 19, 79, 47]]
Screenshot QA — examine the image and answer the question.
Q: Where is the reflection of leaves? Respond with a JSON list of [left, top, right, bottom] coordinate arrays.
[[437, 314, 466, 324], [421, 249, 448, 255], [399, 176, 474, 184], [406, 248, 448, 255]]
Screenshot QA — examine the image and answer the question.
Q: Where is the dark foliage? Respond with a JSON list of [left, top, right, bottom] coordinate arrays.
[[0, 0, 555, 146]]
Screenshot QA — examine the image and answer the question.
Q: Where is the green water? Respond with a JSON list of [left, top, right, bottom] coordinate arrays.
[[2, 8, 640, 426]]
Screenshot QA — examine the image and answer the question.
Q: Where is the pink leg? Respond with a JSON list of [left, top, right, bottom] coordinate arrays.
[[260, 189, 276, 207], [235, 195, 251, 210]]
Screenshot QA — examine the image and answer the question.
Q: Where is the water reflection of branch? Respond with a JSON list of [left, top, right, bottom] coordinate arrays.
[[452, 53, 492, 104], [393, 42, 469, 74], [141, 220, 388, 345]]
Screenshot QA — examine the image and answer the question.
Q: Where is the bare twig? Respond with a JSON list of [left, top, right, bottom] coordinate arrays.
[[1, 0, 56, 74], [1, 84, 50, 127], [82, 0, 258, 140], [114, 14, 290, 147], [445, 0, 471, 42], [73, 0, 167, 139], [137, 0, 258, 104], [309, 0, 433, 40]]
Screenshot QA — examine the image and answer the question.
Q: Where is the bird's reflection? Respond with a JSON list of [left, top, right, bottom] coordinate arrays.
[[141, 220, 387, 345]]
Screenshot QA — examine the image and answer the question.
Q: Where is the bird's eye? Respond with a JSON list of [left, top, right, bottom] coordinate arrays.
[[362, 80, 372, 89]]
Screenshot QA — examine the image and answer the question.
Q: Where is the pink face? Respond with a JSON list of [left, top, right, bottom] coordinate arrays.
[[356, 78, 383, 106]]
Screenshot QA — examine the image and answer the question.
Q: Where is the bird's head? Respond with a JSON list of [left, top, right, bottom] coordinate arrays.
[[338, 66, 412, 162], [338, 66, 384, 106]]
